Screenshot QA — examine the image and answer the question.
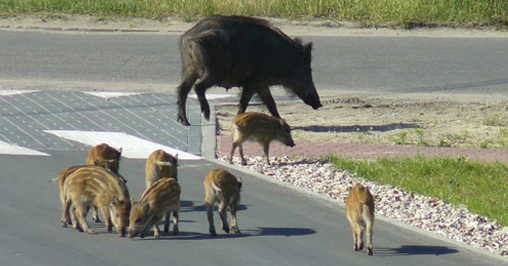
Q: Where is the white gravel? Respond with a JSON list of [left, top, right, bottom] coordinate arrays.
[[219, 155, 508, 257]]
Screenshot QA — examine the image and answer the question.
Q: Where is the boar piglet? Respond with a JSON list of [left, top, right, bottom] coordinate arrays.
[[63, 167, 131, 236], [145, 149, 179, 232], [176, 15, 321, 126], [229, 112, 295, 165], [204, 169, 242, 236], [145, 149, 178, 187], [346, 184, 375, 256], [129, 178, 181, 239], [86, 143, 126, 183]]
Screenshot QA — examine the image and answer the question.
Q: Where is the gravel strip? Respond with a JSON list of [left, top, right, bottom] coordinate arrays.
[[219, 156, 508, 257]]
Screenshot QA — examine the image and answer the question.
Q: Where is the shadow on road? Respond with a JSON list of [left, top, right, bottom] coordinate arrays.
[[131, 227, 316, 241], [249, 227, 317, 237], [293, 123, 419, 133], [180, 200, 249, 212], [375, 245, 459, 256]]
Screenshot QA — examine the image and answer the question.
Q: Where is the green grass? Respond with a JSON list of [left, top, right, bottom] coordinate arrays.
[[1, 0, 507, 28], [329, 155, 508, 226]]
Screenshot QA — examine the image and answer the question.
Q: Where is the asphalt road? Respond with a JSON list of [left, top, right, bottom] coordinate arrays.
[[0, 28, 507, 265], [0, 151, 503, 266], [1, 29, 508, 95]]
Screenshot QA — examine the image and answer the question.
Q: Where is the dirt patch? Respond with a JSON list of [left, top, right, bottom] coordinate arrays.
[[216, 94, 508, 149]]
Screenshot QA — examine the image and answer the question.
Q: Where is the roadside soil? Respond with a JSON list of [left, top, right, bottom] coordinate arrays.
[[216, 94, 508, 150]]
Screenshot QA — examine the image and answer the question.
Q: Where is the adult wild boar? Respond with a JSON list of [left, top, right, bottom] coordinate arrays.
[[176, 15, 322, 126]]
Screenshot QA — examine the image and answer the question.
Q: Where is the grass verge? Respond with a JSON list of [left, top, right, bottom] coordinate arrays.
[[329, 155, 508, 226], [0, 0, 507, 28]]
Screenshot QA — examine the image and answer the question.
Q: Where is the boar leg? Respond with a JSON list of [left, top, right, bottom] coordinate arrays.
[[151, 216, 162, 239], [218, 201, 230, 233], [230, 132, 247, 165], [172, 211, 180, 235], [92, 207, 101, 223], [238, 89, 256, 115], [256, 86, 281, 119], [98, 205, 113, 233], [164, 212, 170, 233], [365, 216, 374, 256], [230, 203, 240, 234], [262, 142, 271, 165], [177, 76, 197, 126], [75, 205, 95, 234], [238, 145, 247, 166], [193, 77, 214, 120], [61, 198, 72, 227], [206, 203, 217, 236]]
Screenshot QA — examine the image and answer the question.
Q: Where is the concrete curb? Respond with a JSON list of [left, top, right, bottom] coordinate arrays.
[[201, 104, 508, 264]]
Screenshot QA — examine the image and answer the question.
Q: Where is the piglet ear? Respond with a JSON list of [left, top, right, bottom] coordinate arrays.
[[174, 153, 179, 160], [111, 197, 119, 205], [143, 203, 150, 213]]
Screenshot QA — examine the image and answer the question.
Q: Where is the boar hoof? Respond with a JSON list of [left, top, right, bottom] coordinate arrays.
[[358, 243, 364, 251], [86, 229, 97, 235], [222, 226, 230, 234], [210, 231, 217, 237], [173, 227, 179, 236], [177, 115, 191, 126], [232, 227, 241, 234], [241, 161, 247, 166], [367, 248, 373, 256], [153, 234, 160, 239], [92, 216, 101, 223], [61, 220, 68, 228]]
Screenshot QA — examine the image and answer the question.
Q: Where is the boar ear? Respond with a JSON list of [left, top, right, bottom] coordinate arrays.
[[117, 147, 123, 156], [174, 153, 179, 160], [111, 197, 119, 205], [143, 203, 150, 213], [279, 119, 285, 128]]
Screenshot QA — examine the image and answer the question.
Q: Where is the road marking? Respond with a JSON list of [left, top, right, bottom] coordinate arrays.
[[0, 140, 50, 156], [0, 90, 40, 96], [44, 130, 201, 160], [83, 91, 141, 99]]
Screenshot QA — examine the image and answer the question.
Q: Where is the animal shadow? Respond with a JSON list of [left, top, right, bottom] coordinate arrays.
[[248, 227, 317, 237], [375, 245, 459, 256], [180, 200, 249, 212], [293, 123, 419, 133]]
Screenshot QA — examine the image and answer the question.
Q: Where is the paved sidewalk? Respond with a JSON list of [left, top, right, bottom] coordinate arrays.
[[217, 135, 508, 164]]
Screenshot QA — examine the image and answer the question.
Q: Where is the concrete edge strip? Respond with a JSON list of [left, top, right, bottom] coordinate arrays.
[[201, 104, 508, 264]]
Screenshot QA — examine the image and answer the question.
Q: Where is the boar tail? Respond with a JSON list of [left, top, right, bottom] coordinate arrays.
[[155, 160, 173, 167], [211, 182, 222, 193]]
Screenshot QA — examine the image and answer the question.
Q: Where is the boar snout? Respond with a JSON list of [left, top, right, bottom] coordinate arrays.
[[286, 140, 296, 147], [305, 93, 322, 110], [118, 227, 127, 237]]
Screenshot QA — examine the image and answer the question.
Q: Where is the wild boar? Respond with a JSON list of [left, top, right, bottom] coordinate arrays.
[[145, 149, 179, 232], [229, 112, 295, 165], [53, 165, 88, 227], [346, 184, 375, 256], [86, 143, 126, 183], [204, 168, 242, 236], [62, 166, 131, 236], [176, 15, 322, 126], [145, 149, 178, 187], [129, 178, 181, 239]]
